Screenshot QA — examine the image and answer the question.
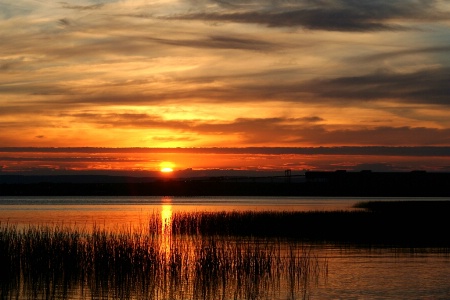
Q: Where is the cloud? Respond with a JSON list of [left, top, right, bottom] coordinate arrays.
[[2, 64, 449, 119], [60, 3, 105, 11], [152, 136, 198, 142], [304, 67, 450, 105], [61, 112, 198, 129], [0, 2, 34, 19], [0, 156, 138, 163], [58, 18, 71, 26], [58, 113, 450, 146], [63, 113, 322, 129], [147, 35, 278, 51], [2, 146, 450, 156], [195, 119, 450, 146], [87, 67, 450, 106], [293, 126, 450, 146], [356, 46, 450, 63], [169, 0, 446, 32], [0, 57, 25, 71]]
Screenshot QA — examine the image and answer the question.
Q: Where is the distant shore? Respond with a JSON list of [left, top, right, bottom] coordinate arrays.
[[2, 171, 450, 196]]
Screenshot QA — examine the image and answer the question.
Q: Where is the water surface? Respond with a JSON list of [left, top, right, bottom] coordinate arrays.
[[1, 196, 449, 299], [0, 196, 439, 227]]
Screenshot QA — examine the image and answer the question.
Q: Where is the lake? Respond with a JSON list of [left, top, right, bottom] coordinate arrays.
[[0, 196, 367, 228], [1, 196, 449, 299]]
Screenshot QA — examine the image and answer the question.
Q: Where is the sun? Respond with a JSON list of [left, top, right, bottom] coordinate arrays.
[[160, 162, 175, 173], [161, 167, 173, 173]]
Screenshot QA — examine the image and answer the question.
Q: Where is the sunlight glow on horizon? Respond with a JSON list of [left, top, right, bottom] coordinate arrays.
[[160, 161, 175, 173]]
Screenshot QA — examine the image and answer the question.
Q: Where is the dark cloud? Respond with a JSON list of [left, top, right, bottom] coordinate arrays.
[[0, 57, 27, 72], [58, 18, 71, 26], [170, 0, 445, 32], [299, 116, 323, 122], [60, 113, 322, 133], [152, 136, 198, 142], [0, 61, 15, 71], [147, 35, 278, 51], [0, 81, 74, 96], [0, 156, 138, 162], [304, 67, 450, 105], [293, 126, 450, 146], [63, 112, 197, 129], [60, 3, 104, 10], [356, 46, 450, 63], [1, 146, 450, 156], [194, 119, 450, 146]]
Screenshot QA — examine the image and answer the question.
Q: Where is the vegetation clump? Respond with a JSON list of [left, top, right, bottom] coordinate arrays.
[[169, 208, 450, 247], [0, 221, 326, 300]]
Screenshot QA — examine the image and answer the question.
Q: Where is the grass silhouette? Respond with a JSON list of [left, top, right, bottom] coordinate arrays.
[[2, 201, 449, 299]]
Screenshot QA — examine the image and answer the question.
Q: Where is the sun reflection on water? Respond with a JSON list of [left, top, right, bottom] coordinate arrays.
[[161, 198, 173, 257], [161, 204, 172, 234]]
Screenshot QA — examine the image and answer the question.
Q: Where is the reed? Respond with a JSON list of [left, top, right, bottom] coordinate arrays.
[[0, 221, 327, 300], [353, 200, 450, 213], [169, 209, 450, 247]]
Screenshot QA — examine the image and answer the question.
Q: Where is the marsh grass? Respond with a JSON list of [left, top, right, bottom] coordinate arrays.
[[0, 217, 327, 300], [2, 204, 448, 299], [169, 208, 450, 247], [353, 200, 450, 213]]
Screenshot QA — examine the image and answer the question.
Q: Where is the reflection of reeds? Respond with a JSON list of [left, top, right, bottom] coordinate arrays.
[[0, 220, 327, 300]]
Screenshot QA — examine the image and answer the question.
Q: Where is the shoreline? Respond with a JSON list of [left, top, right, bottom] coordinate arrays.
[[3, 171, 450, 196], [2, 180, 450, 196]]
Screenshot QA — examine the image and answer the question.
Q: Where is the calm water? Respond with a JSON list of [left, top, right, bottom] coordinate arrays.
[[1, 196, 441, 227], [1, 196, 450, 299], [0, 196, 366, 228]]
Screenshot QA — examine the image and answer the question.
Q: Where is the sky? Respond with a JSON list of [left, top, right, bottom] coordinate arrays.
[[1, 0, 450, 173]]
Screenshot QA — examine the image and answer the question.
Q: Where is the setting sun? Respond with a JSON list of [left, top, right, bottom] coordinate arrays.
[[161, 167, 173, 173], [160, 161, 175, 173]]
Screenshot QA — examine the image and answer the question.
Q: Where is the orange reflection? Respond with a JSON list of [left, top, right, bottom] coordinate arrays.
[[161, 198, 173, 258], [161, 203, 172, 235]]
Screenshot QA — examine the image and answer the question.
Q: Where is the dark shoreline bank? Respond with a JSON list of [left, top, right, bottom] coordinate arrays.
[[2, 171, 450, 196]]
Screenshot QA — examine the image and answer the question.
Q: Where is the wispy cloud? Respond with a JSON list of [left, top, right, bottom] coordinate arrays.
[[147, 35, 279, 51], [60, 3, 105, 11], [168, 0, 447, 32], [303, 67, 450, 105], [43, 113, 450, 146], [355, 45, 450, 62]]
